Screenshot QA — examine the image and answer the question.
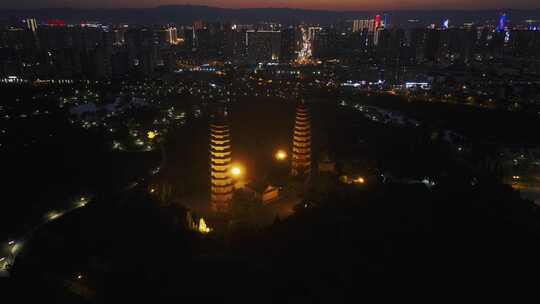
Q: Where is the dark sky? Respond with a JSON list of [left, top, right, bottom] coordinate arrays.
[[1, 0, 539, 10]]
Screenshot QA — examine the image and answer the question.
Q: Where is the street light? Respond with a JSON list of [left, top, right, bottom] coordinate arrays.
[[354, 177, 365, 184], [231, 166, 242, 177], [275, 150, 288, 161], [46, 211, 62, 221]]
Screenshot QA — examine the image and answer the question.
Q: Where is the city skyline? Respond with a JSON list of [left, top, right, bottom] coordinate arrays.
[[1, 0, 540, 10]]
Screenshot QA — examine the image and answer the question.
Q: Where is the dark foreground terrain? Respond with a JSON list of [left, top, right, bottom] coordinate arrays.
[[3, 174, 540, 302]]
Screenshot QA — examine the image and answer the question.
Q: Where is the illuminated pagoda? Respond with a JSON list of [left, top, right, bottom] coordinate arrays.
[[210, 110, 234, 212], [291, 101, 311, 177]]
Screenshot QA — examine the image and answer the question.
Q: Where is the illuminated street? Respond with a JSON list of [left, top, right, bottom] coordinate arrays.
[[0, 196, 90, 277]]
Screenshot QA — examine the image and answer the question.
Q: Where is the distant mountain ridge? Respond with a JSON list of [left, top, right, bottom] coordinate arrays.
[[1, 5, 539, 26]]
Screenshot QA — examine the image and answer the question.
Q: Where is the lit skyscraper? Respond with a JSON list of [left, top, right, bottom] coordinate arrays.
[[383, 14, 389, 28], [307, 26, 322, 42], [442, 19, 450, 29], [352, 19, 375, 33], [496, 13, 507, 33], [159, 27, 178, 45], [375, 15, 382, 29], [23, 18, 37, 33], [297, 26, 312, 62]]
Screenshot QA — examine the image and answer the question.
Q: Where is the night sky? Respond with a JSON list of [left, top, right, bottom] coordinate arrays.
[[1, 0, 539, 10]]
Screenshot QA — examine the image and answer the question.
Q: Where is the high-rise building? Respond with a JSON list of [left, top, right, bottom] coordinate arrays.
[[280, 26, 298, 62], [442, 19, 450, 29], [210, 114, 234, 212], [23, 18, 37, 33], [125, 28, 159, 75], [311, 29, 328, 58], [424, 29, 441, 62], [383, 14, 390, 28], [192, 20, 205, 51], [409, 28, 427, 63], [223, 28, 247, 61], [374, 27, 385, 46], [193, 20, 204, 31], [375, 15, 382, 29], [352, 19, 375, 33], [159, 27, 178, 45], [496, 13, 507, 33], [112, 26, 127, 46], [291, 102, 311, 177], [307, 27, 322, 42], [246, 30, 281, 62]]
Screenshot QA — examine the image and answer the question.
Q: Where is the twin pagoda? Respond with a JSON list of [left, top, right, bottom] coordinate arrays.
[[210, 101, 311, 212]]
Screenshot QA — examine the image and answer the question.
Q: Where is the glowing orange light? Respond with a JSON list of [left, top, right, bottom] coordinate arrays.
[[231, 166, 242, 177], [275, 150, 287, 161], [354, 177, 365, 184]]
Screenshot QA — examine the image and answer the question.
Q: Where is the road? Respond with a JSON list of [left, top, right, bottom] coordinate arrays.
[[0, 196, 90, 277], [0, 165, 160, 277], [513, 184, 540, 206]]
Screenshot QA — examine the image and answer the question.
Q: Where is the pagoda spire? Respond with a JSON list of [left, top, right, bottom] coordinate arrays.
[[210, 108, 233, 212], [291, 100, 311, 178]]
